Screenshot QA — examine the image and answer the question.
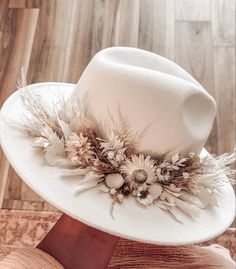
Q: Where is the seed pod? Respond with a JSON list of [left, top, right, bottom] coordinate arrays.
[[132, 169, 148, 183], [105, 173, 124, 189]]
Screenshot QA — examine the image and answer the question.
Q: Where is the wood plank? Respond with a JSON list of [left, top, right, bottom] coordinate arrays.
[[212, 0, 235, 47], [61, 0, 96, 82], [175, 0, 211, 21], [102, 0, 140, 48], [0, 149, 9, 208], [9, 0, 40, 8], [138, 0, 174, 60], [175, 22, 214, 93], [90, 0, 106, 58], [175, 21, 216, 153], [0, 8, 39, 106], [3, 168, 22, 200], [3, 199, 45, 211], [0, 1, 9, 27], [0, 7, 41, 210], [2, 197, 58, 211], [20, 181, 44, 202], [214, 47, 235, 153], [27, 0, 99, 83]]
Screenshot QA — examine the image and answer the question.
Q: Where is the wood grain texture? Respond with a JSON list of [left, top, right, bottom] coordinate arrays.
[[0, 149, 9, 208], [9, 0, 40, 8], [212, 0, 235, 47], [62, 0, 99, 82], [0, 4, 40, 210], [175, 0, 211, 21], [214, 47, 236, 153], [102, 0, 140, 47], [0, 0, 235, 215], [0, 7, 39, 105], [139, 0, 174, 60]]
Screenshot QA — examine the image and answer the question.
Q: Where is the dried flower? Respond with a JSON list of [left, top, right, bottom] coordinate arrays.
[[121, 154, 157, 184], [65, 132, 94, 166], [156, 161, 172, 182], [100, 133, 127, 167], [117, 193, 124, 203], [183, 172, 190, 179], [133, 184, 154, 205]]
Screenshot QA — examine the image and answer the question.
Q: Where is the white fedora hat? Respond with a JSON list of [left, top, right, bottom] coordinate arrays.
[[0, 47, 235, 245]]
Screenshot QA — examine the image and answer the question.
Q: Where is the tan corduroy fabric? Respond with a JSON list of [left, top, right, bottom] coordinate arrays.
[[0, 248, 64, 269], [109, 244, 235, 269], [0, 245, 235, 269]]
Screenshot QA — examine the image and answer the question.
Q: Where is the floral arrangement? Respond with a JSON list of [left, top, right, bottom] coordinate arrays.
[[16, 81, 235, 222]]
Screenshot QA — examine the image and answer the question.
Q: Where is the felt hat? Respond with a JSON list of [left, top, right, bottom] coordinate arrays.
[[0, 47, 235, 245]]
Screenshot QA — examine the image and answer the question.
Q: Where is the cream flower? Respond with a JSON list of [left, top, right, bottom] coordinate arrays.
[[133, 184, 154, 205], [120, 154, 157, 184], [100, 133, 126, 167], [156, 161, 172, 182], [65, 132, 94, 166]]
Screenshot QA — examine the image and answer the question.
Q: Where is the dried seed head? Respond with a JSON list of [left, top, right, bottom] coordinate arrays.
[[132, 169, 148, 183], [160, 167, 168, 175]]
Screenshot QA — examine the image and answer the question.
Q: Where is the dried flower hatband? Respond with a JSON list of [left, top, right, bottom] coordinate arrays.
[[16, 85, 236, 222]]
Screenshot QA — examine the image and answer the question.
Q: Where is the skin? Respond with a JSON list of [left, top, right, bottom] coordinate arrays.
[[37, 214, 119, 269]]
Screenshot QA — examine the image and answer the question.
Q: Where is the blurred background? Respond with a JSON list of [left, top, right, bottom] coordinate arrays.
[[0, 0, 235, 264]]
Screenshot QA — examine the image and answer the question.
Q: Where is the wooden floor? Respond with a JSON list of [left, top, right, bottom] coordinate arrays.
[[0, 0, 235, 211]]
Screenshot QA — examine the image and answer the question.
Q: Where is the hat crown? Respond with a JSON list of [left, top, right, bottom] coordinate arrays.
[[70, 47, 216, 156]]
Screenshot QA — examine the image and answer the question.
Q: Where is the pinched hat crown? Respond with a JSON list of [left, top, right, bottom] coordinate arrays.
[[70, 47, 216, 157]]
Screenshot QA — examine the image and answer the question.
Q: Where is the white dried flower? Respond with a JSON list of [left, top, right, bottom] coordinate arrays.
[[183, 172, 190, 179], [117, 193, 124, 203], [133, 183, 163, 205], [156, 161, 172, 182], [189, 152, 195, 158], [137, 194, 154, 205], [132, 184, 152, 205], [65, 132, 94, 166], [171, 153, 188, 168], [120, 154, 157, 184], [100, 133, 127, 167]]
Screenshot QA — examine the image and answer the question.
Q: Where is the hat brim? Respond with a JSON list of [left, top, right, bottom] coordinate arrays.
[[0, 82, 235, 245]]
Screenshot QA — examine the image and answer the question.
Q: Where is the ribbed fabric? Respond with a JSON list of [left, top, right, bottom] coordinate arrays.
[[109, 244, 235, 269], [0, 245, 234, 269], [0, 248, 64, 269]]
